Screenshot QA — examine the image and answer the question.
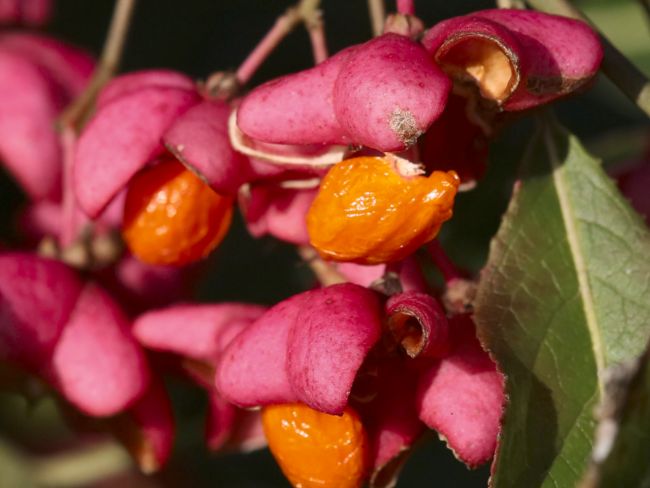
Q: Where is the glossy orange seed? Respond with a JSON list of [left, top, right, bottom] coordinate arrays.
[[307, 156, 459, 264], [262, 403, 368, 488], [122, 158, 233, 266]]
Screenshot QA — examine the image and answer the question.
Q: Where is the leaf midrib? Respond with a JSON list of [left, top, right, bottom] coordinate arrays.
[[543, 125, 605, 394]]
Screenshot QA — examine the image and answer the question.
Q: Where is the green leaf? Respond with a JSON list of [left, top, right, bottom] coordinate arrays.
[[474, 116, 650, 487], [582, 340, 650, 488]]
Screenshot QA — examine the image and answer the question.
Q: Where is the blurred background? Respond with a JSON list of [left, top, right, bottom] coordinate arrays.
[[0, 0, 648, 486]]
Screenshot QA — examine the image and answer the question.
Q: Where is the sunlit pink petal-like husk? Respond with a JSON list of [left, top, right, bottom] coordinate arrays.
[[423, 9, 602, 110], [243, 185, 317, 245], [215, 294, 307, 407], [96, 69, 195, 109], [205, 390, 238, 451], [0, 33, 94, 95], [385, 291, 449, 358], [163, 100, 250, 195], [236, 47, 356, 146], [416, 315, 504, 467], [352, 357, 425, 485], [0, 253, 82, 371], [74, 86, 200, 216], [0, 48, 62, 199], [333, 33, 451, 151], [286, 284, 383, 414], [126, 376, 174, 473], [133, 303, 266, 362], [51, 283, 150, 417]]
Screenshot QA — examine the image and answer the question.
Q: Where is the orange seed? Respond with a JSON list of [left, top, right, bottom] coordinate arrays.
[[307, 156, 459, 264], [122, 158, 233, 266], [262, 403, 368, 488]]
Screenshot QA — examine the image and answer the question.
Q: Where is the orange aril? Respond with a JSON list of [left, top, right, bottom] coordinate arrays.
[[307, 156, 459, 264], [122, 158, 233, 266], [262, 403, 368, 488]]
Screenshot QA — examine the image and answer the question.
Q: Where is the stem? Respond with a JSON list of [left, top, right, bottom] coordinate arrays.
[[59, 127, 86, 247], [495, 0, 525, 8], [367, 0, 385, 36], [235, 0, 323, 84], [60, 0, 137, 130], [298, 246, 346, 287], [306, 10, 329, 64], [526, 0, 650, 118], [427, 240, 464, 283], [396, 0, 415, 16], [235, 9, 301, 84]]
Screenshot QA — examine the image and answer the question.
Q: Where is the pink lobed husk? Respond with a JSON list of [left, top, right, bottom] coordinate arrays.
[[416, 315, 504, 467], [163, 100, 251, 195], [242, 184, 318, 245], [50, 282, 150, 417], [333, 33, 451, 151], [216, 284, 384, 414], [236, 46, 356, 146], [385, 291, 449, 358], [73, 86, 200, 217], [351, 356, 425, 486], [133, 303, 266, 363], [0, 253, 83, 371], [96, 69, 195, 109], [215, 294, 306, 407], [423, 9, 603, 110], [419, 93, 488, 187], [0, 47, 63, 200], [0, 33, 94, 96], [286, 284, 383, 414], [123, 375, 175, 473], [205, 390, 239, 451]]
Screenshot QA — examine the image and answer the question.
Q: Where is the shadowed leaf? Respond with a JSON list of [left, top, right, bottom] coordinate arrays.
[[474, 115, 650, 487]]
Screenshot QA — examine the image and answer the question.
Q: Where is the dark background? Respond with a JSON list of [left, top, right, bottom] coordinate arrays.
[[0, 0, 648, 486]]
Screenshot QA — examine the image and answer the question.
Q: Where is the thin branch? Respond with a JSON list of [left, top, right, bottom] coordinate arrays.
[[59, 127, 85, 247], [236, 0, 322, 84], [367, 0, 385, 36], [60, 0, 137, 129], [495, 0, 525, 8], [526, 0, 650, 118], [297, 246, 346, 287], [306, 10, 328, 63], [235, 8, 301, 84]]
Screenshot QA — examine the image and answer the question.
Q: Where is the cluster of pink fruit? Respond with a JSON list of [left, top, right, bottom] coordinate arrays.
[[0, 1, 624, 486]]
